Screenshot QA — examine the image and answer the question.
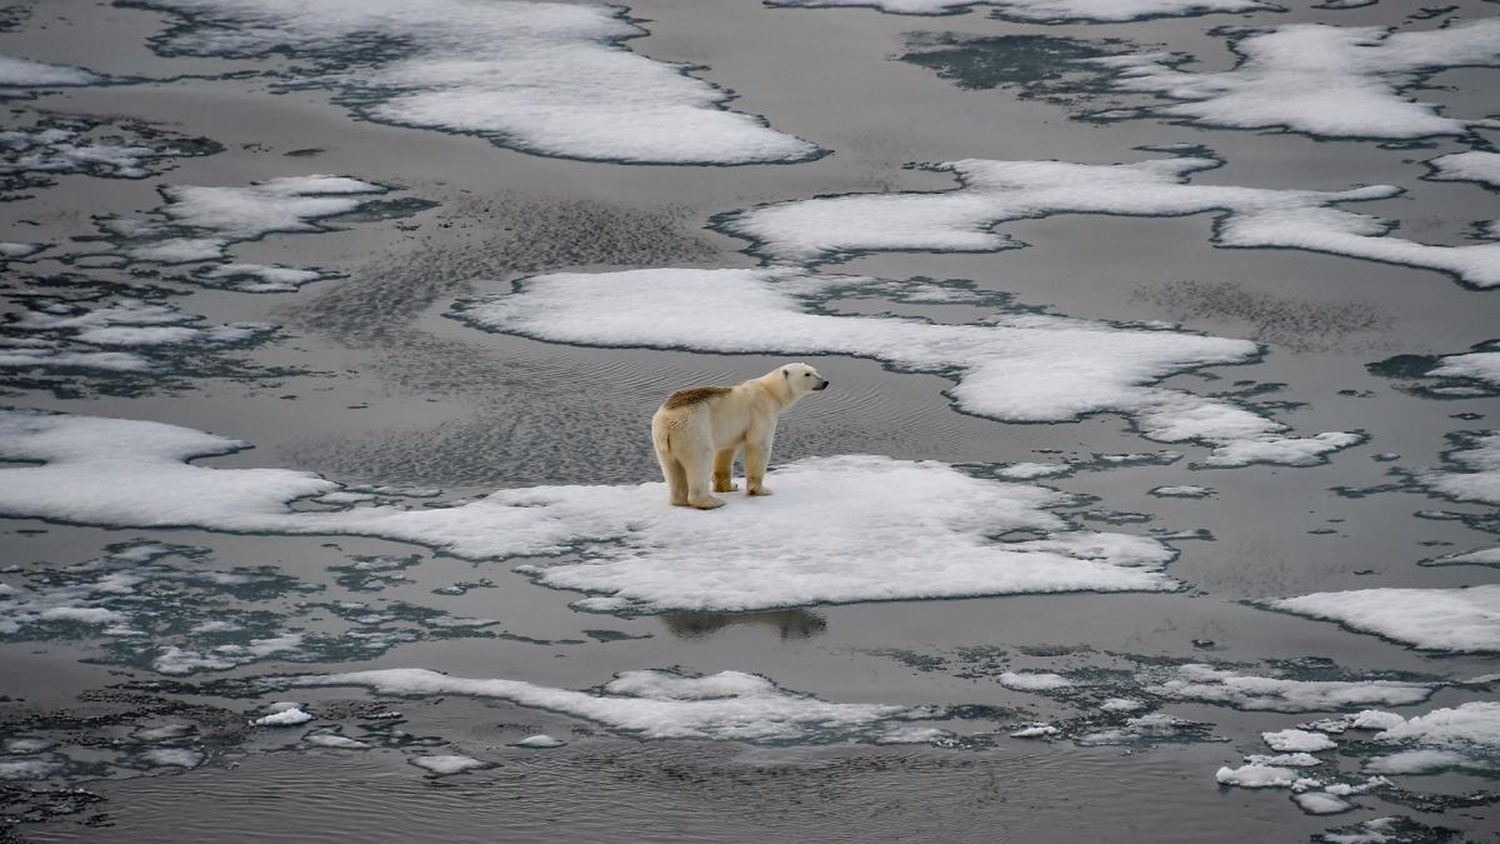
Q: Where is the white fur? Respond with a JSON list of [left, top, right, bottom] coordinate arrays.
[[651, 363, 828, 509]]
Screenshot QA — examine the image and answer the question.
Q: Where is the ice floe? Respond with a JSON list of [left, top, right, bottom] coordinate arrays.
[[0, 409, 1185, 613], [1, 118, 218, 194], [0, 55, 102, 89], [134, 0, 819, 165], [766, 0, 1274, 20], [998, 671, 1076, 691], [140, 748, 203, 768], [1263, 728, 1338, 752], [718, 152, 1500, 289], [410, 754, 490, 776], [1150, 485, 1213, 498], [288, 668, 941, 744], [1367, 701, 1500, 774], [1216, 763, 1297, 787], [1315, 816, 1457, 844], [1147, 664, 1434, 712], [1, 297, 275, 375], [1421, 431, 1500, 505], [514, 734, 565, 748], [251, 703, 314, 727], [455, 267, 1360, 466], [1093, 20, 1500, 139], [1428, 151, 1500, 190], [1292, 791, 1355, 815], [1267, 585, 1500, 653], [1075, 712, 1217, 746]]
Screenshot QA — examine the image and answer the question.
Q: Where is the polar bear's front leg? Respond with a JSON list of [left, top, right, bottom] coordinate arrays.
[[712, 448, 740, 493], [745, 441, 772, 496]]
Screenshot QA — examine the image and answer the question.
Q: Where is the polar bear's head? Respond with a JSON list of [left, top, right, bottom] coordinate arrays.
[[781, 362, 829, 395]]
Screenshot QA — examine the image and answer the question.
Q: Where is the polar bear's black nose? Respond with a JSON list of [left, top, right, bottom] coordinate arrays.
[[815, 380, 829, 391]]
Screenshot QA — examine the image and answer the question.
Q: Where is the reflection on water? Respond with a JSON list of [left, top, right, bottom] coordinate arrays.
[[660, 609, 828, 640]]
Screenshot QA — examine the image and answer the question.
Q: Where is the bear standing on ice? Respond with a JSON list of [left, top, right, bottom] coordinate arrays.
[[651, 363, 829, 509]]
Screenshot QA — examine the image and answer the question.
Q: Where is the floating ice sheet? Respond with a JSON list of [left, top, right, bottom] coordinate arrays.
[[718, 152, 1500, 289], [1428, 151, 1500, 190], [454, 267, 1360, 466], [131, 0, 819, 165], [0, 55, 102, 88], [1363, 701, 1500, 775], [289, 668, 940, 744], [765, 0, 1275, 19], [1268, 585, 1500, 653], [1093, 20, 1500, 139], [1422, 432, 1500, 506], [1147, 664, 1434, 712], [0, 410, 1181, 613]]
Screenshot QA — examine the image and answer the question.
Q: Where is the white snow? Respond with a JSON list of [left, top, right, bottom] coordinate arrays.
[[1429, 546, 1500, 567], [1428, 151, 1500, 189], [0, 759, 63, 780], [1263, 728, 1338, 752], [1425, 352, 1500, 388], [1150, 485, 1213, 498], [410, 754, 488, 776], [0, 126, 159, 180], [1363, 748, 1489, 775], [0, 410, 1184, 614], [996, 462, 1073, 480], [1076, 712, 1209, 745], [1148, 664, 1434, 712], [998, 671, 1076, 691], [1293, 791, 1355, 815], [36, 606, 127, 624], [1360, 702, 1500, 775], [720, 153, 1500, 288], [1095, 20, 1500, 139], [1423, 432, 1500, 505], [766, 0, 1274, 19], [291, 668, 941, 743], [199, 263, 325, 293], [1270, 585, 1500, 653], [1009, 724, 1059, 738], [1245, 753, 1323, 768], [457, 267, 1360, 466], [140, 748, 203, 768], [251, 706, 314, 727], [1100, 697, 1146, 713], [514, 734, 565, 748], [304, 733, 371, 749], [1217, 763, 1296, 787], [0, 55, 102, 88], [138, 0, 819, 165]]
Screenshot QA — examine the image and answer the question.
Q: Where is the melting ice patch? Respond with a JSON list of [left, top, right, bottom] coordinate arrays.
[[1147, 664, 1434, 712], [1092, 20, 1500, 139], [0, 410, 1181, 613], [719, 152, 1500, 289], [0, 55, 102, 90], [131, 0, 819, 165], [1364, 701, 1500, 775], [1428, 151, 1500, 190], [1421, 431, 1500, 506], [0, 298, 274, 375], [1, 119, 217, 192], [1267, 586, 1500, 654], [1369, 344, 1500, 399], [766, 0, 1275, 20], [288, 668, 940, 744], [454, 267, 1360, 467]]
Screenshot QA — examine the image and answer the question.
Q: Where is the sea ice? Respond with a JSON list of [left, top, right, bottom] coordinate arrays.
[[1428, 151, 1500, 190], [1425, 353, 1500, 389], [1093, 20, 1500, 139], [514, 734, 566, 748], [0, 55, 102, 88], [1244, 753, 1322, 768], [1009, 724, 1059, 738], [1075, 712, 1214, 745], [765, 0, 1275, 20], [251, 706, 314, 727], [0, 759, 63, 780], [140, 748, 203, 768], [0, 410, 1185, 614], [290, 668, 942, 744], [455, 267, 1361, 466], [718, 152, 1500, 288], [1150, 485, 1213, 498], [1263, 728, 1338, 752], [1292, 791, 1355, 815], [133, 0, 819, 164], [998, 671, 1076, 691], [1216, 763, 1297, 788], [410, 755, 489, 776], [1421, 432, 1500, 505], [304, 732, 371, 750], [1268, 585, 1500, 653], [0, 241, 43, 258], [1148, 664, 1434, 712]]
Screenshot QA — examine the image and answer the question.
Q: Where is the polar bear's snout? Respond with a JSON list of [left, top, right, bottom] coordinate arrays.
[[813, 379, 829, 391]]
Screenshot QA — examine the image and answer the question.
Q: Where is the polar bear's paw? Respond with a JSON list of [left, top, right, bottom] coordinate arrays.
[[747, 485, 773, 497], [713, 480, 740, 493], [689, 496, 727, 510]]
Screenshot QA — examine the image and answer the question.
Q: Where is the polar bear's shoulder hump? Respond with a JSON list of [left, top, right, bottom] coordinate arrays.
[[662, 386, 732, 410]]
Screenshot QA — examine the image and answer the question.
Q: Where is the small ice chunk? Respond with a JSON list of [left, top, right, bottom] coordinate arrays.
[[252, 707, 314, 726], [0, 54, 102, 87], [1269, 585, 1500, 653], [1149, 485, 1213, 498], [410, 754, 488, 776], [1263, 728, 1338, 753], [3, 738, 54, 754], [1293, 791, 1354, 815], [998, 671, 1075, 691], [514, 734, 565, 748], [141, 748, 203, 768], [1100, 697, 1146, 713], [997, 462, 1072, 480], [305, 733, 371, 749], [1009, 724, 1059, 738], [1245, 753, 1323, 768], [1216, 763, 1296, 788], [1148, 663, 1434, 712]]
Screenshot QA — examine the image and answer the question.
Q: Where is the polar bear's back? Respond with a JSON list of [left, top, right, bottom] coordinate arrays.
[[661, 386, 732, 410]]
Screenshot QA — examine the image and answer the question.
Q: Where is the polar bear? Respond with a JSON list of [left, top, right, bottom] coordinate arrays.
[[651, 363, 829, 509]]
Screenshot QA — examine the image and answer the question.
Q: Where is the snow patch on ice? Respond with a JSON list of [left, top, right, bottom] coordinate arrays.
[[1268, 585, 1500, 653], [1428, 151, 1500, 190], [1217, 762, 1297, 787], [1148, 663, 1434, 712], [1264, 728, 1338, 752], [410, 754, 488, 776], [719, 152, 1500, 289], [514, 734, 565, 748], [251, 706, 314, 727], [0, 410, 1184, 613], [1150, 485, 1213, 498], [0, 54, 102, 88], [1293, 791, 1355, 815], [1094, 21, 1500, 139], [140, 748, 203, 768], [1422, 431, 1500, 506], [998, 671, 1076, 691], [766, 0, 1276, 21], [1364, 701, 1500, 774], [135, 0, 819, 165], [288, 667, 942, 744], [455, 267, 1360, 466]]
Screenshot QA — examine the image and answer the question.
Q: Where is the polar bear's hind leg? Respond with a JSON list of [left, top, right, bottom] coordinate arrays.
[[712, 448, 740, 493]]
